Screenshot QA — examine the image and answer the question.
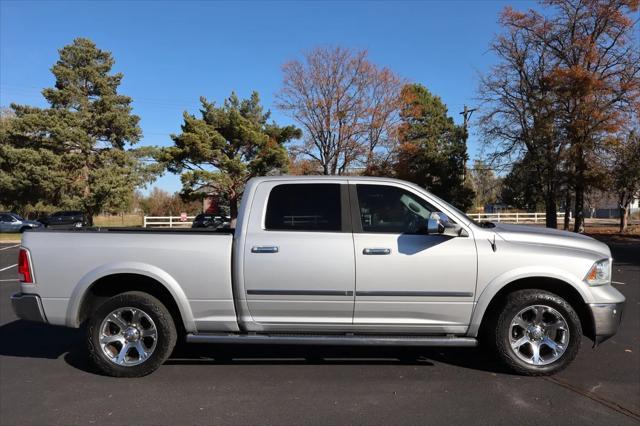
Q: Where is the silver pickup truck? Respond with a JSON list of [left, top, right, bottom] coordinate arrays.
[[12, 176, 625, 377]]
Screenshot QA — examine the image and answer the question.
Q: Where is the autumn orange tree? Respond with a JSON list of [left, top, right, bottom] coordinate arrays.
[[277, 47, 403, 175], [479, 0, 639, 231], [395, 84, 474, 210]]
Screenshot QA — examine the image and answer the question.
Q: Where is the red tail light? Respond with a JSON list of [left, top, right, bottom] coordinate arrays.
[[18, 248, 33, 283]]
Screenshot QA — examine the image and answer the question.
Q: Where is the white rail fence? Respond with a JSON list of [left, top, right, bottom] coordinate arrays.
[[467, 212, 571, 223], [143, 216, 196, 228], [144, 212, 573, 227]]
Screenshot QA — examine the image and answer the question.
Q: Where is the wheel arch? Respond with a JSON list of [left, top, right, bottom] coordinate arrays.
[[67, 262, 196, 333], [469, 275, 595, 341]]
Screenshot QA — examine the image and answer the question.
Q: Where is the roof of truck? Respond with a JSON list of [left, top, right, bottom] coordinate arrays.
[[248, 175, 409, 183]]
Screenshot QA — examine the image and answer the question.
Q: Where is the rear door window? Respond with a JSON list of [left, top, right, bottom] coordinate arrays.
[[265, 184, 342, 232]]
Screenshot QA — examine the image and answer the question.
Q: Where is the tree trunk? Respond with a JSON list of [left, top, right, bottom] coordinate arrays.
[[544, 193, 557, 229], [86, 210, 94, 227], [573, 184, 584, 233], [82, 158, 92, 226], [365, 150, 375, 175], [229, 197, 239, 228], [573, 150, 585, 233], [619, 206, 628, 233], [563, 191, 571, 230]]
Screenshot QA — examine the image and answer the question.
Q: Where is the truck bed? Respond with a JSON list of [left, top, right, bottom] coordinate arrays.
[[20, 228, 238, 332]]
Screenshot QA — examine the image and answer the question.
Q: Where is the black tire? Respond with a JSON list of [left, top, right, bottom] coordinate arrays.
[[87, 291, 177, 377], [19, 227, 29, 233], [489, 289, 582, 376]]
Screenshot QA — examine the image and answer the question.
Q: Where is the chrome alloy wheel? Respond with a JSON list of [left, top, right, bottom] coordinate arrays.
[[99, 307, 158, 366], [509, 304, 569, 366]]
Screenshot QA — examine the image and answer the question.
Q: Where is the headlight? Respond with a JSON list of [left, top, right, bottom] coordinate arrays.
[[584, 259, 610, 286]]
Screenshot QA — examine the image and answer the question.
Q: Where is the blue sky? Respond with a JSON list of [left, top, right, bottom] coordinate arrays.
[[1, 0, 537, 193]]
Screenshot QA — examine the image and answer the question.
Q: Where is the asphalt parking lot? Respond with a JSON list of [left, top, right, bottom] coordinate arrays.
[[0, 239, 638, 425]]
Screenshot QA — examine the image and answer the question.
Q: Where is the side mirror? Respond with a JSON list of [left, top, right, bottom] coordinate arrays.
[[426, 217, 445, 235]]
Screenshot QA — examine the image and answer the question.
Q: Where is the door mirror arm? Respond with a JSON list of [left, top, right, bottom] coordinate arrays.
[[426, 217, 445, 235]]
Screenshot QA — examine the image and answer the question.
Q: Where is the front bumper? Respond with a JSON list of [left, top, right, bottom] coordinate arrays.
[[589, 302, 624, 346], [11, 293, 47, 323]]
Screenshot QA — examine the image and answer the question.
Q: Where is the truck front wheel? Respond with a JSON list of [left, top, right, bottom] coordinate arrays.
[[87, 291, 177, 377], [490, 289, 582, 376]]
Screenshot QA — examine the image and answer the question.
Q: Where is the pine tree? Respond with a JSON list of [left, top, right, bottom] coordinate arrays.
[[162, 92, 301, 220], [4, 38, 158, 223]]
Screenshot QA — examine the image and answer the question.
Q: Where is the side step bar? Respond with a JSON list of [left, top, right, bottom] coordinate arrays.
[[186, 333, 477, 347]]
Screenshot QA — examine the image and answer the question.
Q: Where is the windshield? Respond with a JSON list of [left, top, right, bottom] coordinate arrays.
[[12, 213, 24, 220]]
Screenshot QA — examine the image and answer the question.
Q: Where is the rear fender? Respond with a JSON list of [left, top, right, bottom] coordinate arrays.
[[66, 261, 196, 332]]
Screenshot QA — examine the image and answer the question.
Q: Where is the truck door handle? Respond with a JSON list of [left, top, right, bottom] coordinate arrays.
[[363, 248, 391, 255], [251, 246, 279, 254]]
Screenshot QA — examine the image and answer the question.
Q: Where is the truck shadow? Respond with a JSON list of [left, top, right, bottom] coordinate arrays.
[[0, 320, 82, 359], [0, 320, 510, 375], [164, 343, 511, 374]]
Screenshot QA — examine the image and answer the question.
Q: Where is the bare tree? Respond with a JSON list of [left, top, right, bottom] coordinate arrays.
[[363, 67, 403, 174], [610, 130, 640, 232], [478, 9, 565, 228], [479, 0, 639, 231], [277, 47, 402, 175]]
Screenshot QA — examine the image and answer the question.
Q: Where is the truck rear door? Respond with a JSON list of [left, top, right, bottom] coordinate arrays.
[[242, 180, 355, 325]]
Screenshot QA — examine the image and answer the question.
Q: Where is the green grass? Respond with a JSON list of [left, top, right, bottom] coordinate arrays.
[[0, 233, 21, 242]]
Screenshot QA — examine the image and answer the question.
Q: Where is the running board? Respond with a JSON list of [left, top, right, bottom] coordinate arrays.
[[186, 333, 478, 347]]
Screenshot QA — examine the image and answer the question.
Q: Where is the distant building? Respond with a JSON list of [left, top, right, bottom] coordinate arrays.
[[193, 186, 222, 214], [585, 191, 640, 218], [484, 203, 509, 213], [202, 195, 221, 215]]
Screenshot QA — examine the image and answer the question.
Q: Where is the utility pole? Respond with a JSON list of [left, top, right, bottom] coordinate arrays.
[[460, 105, 477, 131], [459, 105, 477, 182]]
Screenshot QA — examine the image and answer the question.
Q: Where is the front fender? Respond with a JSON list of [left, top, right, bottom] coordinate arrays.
[[66, 261, 196, 332], [467, 266, 592, 337]]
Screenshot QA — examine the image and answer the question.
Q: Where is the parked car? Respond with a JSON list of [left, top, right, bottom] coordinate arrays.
[[0, 212, 42, 233], [191, 213, 230, 229], [12, 176, 624, 377], [39, 211, 86, 228]]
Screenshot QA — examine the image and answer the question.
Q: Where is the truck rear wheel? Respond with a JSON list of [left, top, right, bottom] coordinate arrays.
[[87, 291, 177, 377], [490, 289, 582, 376]]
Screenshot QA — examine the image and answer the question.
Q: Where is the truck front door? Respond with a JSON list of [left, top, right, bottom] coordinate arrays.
[[351, 183, 477, 333], [242, 181, 355, 325]]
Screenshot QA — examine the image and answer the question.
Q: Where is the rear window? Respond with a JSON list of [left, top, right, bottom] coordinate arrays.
[[265, 184, 341, 232]]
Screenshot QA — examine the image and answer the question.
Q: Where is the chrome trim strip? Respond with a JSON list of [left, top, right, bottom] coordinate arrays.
[[355, 291, 473, 297], [247, 289, 354, 296]]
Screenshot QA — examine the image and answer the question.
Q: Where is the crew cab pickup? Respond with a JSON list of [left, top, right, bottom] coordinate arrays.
[[12, 176, 625, 377]]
